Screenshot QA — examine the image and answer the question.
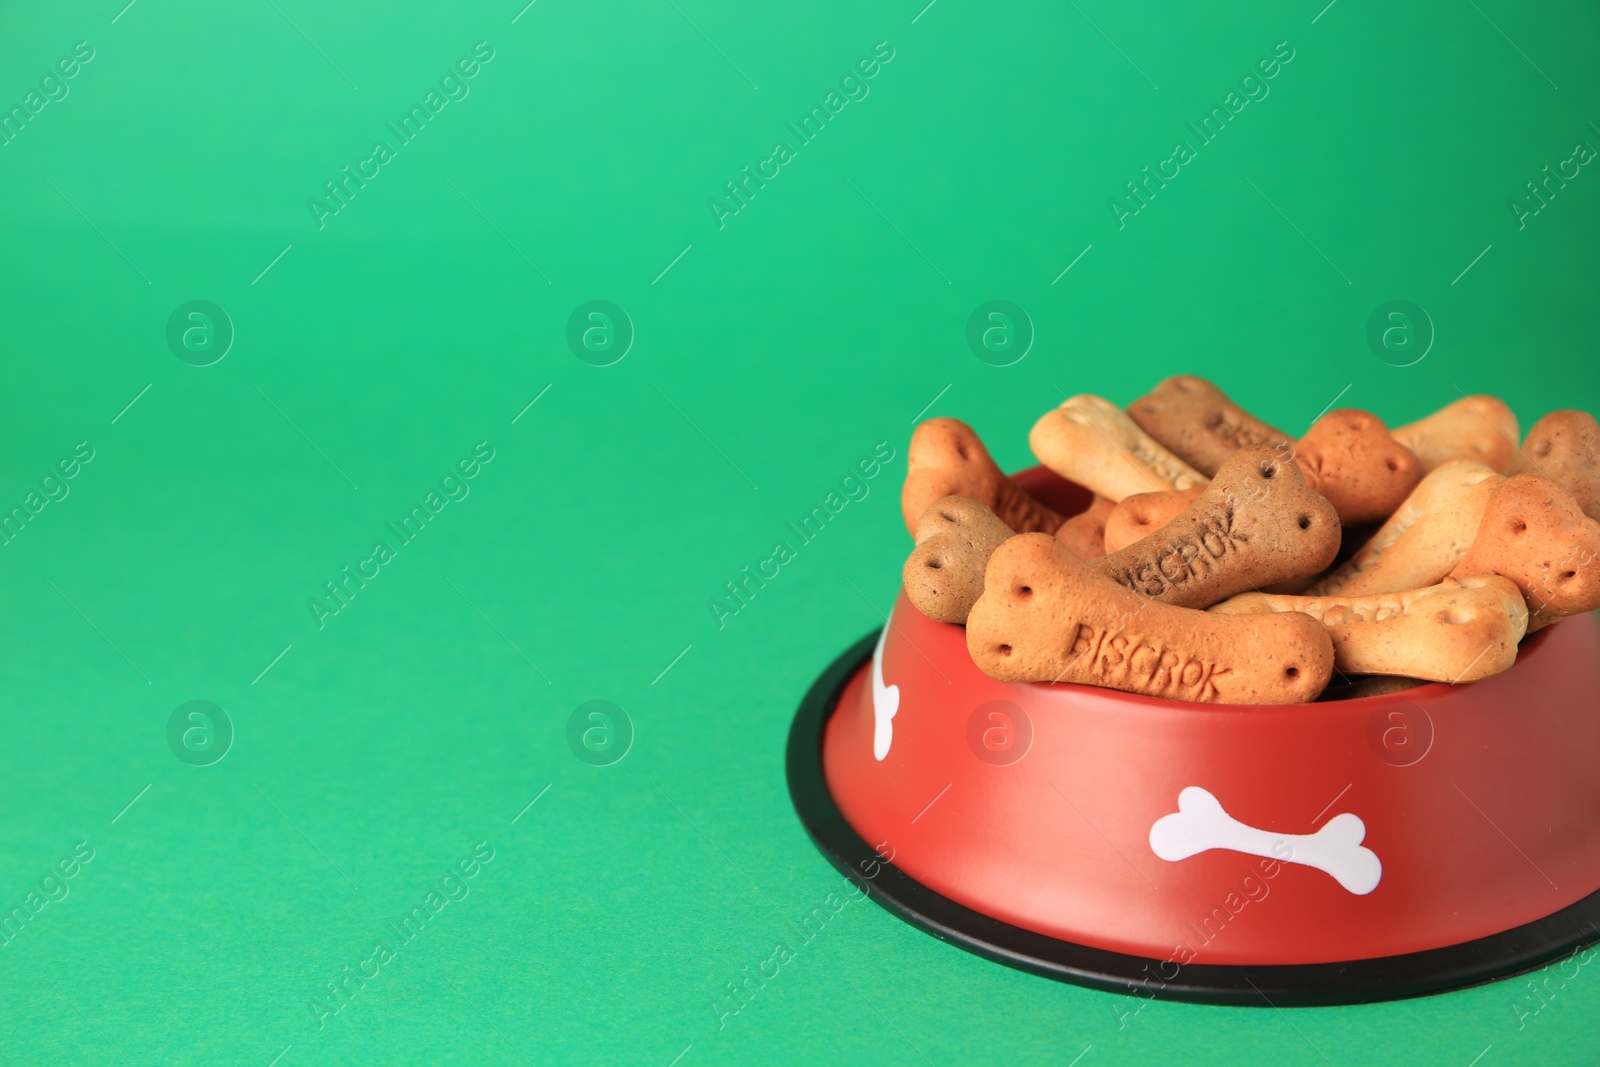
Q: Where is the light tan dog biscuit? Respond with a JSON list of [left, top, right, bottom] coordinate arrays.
[[1127, 376, 1296, 477], [966, 533, 1334, 703], [1212, 575, 1528, 684], [1103, 486, 1206, 554], [1509, 410, 1600, 523], [902, 418, 1063, 536], [1306, 461, 1505, 598], [1295, 409, 1422, 525], [1394, 395, 1519, 473], [903, 496, 1015, 624], [1092, 445, 1341, 609], [1055, 495, 1116, 559], [1030, 395, 1208, 503], [1448, 474, 1600, 631]]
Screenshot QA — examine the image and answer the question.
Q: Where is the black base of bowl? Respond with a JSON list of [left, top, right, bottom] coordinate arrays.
[[786, 630, 1600, 1006]]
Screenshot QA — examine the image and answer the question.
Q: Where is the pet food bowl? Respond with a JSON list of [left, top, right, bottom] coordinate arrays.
[[787, 466, 1600, 1005]]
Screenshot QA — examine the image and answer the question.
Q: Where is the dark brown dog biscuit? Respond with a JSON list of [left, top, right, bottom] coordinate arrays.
[[1089, 445, 1341, 609], [1103, 486, 1206, 554], [965, 533, 1334, 703], [902, 418, 1063, 536], [1055, 495, 1116, 558], [1128, 376, 1295, 477], [1508, 410, 1600, 523], [903, 496, 1015, 624], [1448, 473, 1600, 631], [1294, 409, 1422, 525]]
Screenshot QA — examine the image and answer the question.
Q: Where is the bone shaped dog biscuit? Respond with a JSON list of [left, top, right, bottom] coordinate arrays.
[[966, 533, 1334, 702], [1509, 410, 1600, 523], [1449, 473, 1600, 632], [1295, 409, 1422, 526], [900, 495, 1125, 626], [1093, 445, 1341, 609], [1211, 574, 1528, 683], [1055, 494, 1116, 559], [1393, 395, 1520, 474], [907, 446, 1338, 623], [1128, 376, 1296, 478], [1103, 486, 1206, 555], [1030, 395, 1208, 503], [1306, 460, 1505, 598], [1149, 786, 1382, 895], [902, 418, 1065, 536], [903, 496, 1016, 624]]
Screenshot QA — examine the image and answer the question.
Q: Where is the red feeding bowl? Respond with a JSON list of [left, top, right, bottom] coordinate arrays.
[[787, 467, 1600, 1005]]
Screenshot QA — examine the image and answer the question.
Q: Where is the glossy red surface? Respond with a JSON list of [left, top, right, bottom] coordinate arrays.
[[823, 469, 1600, 965]]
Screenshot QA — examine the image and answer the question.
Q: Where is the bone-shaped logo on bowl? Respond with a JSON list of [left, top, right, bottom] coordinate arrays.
[[871, 622, 899, 761], [1149, 786, 1382, 895]]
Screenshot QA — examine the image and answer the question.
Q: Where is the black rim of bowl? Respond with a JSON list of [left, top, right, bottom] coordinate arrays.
[[786, 629, 1600, 1007]]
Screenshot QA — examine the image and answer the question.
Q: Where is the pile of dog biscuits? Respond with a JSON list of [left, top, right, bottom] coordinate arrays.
[[899, 378, 1600, 704]]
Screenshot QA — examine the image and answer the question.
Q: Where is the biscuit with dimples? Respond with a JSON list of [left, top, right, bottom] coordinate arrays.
[[1127, 376, 1295, 477], [1448, 474, 1600, 631], [1508, 410, 1600, 523], [1092, 445, 1340, 609], [1211, 574, 1527, 683], [1294, 409, 1421, 525], [966, 533, 1333, 703], [903, 496, 1015, 624]]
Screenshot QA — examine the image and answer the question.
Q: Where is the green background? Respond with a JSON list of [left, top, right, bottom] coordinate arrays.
[[1, 0, 1597, 1063]]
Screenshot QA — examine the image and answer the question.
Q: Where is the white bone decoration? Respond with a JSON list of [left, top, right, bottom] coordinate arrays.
[[1149, 786, 1383, 895], [871, 622, 899, 761]]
